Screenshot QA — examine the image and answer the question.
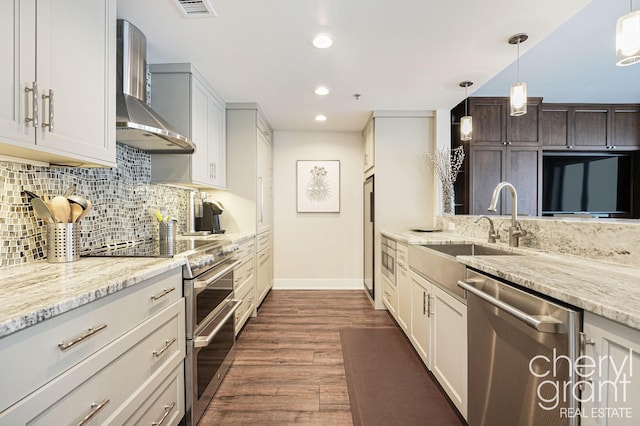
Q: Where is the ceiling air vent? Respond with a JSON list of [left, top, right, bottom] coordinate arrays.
[[173, 0, 217, 18]]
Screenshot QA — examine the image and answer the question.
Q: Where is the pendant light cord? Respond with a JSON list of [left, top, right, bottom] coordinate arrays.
[[516, 39, 521, 83]]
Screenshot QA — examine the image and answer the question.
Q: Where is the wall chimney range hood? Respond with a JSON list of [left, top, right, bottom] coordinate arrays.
[[116, 20, 195, 154]]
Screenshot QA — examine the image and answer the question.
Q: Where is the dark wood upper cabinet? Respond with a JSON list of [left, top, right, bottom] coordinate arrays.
[[469, 97, 541, 146], [541, 103, 640, 151]]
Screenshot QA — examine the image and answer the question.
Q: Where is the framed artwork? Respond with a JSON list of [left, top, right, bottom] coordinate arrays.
[[296, 160, 340, 213]]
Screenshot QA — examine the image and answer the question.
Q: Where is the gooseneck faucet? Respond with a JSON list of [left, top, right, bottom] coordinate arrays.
[[487, 182, 527, 247], [474, 215, 500, 243]]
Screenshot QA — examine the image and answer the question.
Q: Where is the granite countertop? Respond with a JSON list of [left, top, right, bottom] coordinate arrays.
[[382, 229, 640, 330], [0, 256, 186, 338]]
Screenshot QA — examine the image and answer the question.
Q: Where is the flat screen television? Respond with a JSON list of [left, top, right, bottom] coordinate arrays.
[[542, 153, 632, 216]]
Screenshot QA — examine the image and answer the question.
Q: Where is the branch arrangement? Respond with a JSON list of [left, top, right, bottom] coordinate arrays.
[[425, 146, 465, 187]]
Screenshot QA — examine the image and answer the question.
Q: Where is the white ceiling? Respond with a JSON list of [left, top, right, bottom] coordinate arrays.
[[117, 0, 598, 132]]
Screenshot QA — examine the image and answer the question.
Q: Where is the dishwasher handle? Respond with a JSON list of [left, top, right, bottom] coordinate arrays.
[[458, 280, 566, 334]]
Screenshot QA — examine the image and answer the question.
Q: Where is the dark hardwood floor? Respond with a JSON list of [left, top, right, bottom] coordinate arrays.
[[199, 289, 394, 425]]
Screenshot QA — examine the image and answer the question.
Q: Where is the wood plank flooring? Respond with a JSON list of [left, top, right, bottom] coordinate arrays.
[[199, 290, 394, 425]]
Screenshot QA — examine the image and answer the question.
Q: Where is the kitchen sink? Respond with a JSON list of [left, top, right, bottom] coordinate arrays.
[[408, 243, 518, 303], [421, 243, 518, 257]]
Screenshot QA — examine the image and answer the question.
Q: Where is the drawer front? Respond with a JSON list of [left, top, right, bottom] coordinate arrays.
[[257, 231, 270, 252], [0, 268, 182, 412], [233, 257, 255, 290], [383, 276, 397, 315], [236, 238, 256, 261], [397, 243, 408, 267], [235, 279, 256, 335], [117, 362, 184, 426], [0, 300, 185, 425]]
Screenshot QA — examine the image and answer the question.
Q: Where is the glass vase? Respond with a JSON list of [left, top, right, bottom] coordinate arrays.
[[442, 183, 455, 215]]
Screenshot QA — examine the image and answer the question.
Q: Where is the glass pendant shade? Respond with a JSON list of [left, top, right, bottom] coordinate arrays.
[[510, 81, 527, 116], [460, 116, 472, 141], [616, 10, 640, 66]]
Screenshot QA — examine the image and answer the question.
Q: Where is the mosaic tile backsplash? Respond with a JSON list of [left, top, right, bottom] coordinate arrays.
[[0, 144, 190, 267]]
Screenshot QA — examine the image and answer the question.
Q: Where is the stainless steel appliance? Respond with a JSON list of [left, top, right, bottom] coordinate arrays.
[[115, 19, 195, 153], [364, 176, 374, 299], [380, 235, 396, 284], [458, 270, 581, 426], [84, 238, 240, 425]]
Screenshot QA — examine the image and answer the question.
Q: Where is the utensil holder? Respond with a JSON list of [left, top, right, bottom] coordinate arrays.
[[159, 221, 176, 256], [47, 223, 80, 263]]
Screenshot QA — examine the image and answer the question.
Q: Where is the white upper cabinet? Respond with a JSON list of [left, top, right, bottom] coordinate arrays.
[[363, 117, 374, 173], [0, 0, 116, 167], [150, 63, 226, 189]]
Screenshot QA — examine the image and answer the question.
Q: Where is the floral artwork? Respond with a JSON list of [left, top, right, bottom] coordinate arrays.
[[297, 160, 340, 212]]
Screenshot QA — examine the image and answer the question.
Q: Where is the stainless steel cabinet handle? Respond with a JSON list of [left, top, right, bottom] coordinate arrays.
[[151, 402, 176, 426], [427, 294, 433, 317], [24, 82, 38, 127], [422, 291, 426, 315], [59, 324, 107, 351], [194, 259, 241, 289], [76, 398, 110, 426], [458, 280, 565, 333], [42, 89, 54, 131], [150, 287, 175, 300], [213, 163, 217, 179], [153, 337, 177, 358]]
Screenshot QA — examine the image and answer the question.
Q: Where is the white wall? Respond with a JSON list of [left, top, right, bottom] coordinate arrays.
[[272, 131, 363, 289]]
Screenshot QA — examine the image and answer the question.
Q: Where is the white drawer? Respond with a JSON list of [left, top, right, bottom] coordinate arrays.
[[256, 231, 270, 252], [115, 362, 184, 426], [382, 276, 397, 315], [235, 279, 255, 335], [233, 257, 255, 290], [0, 268, 182, 412], [0, 300, 185, 425], [397, 242, 408, 266], [236, 238, 256, 261]]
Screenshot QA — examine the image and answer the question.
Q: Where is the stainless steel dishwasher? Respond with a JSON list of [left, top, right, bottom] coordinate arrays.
[[458, 270, 581, 426]]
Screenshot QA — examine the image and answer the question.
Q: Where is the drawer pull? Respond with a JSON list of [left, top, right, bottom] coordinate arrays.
[[76, 398, 110, 426], [59, 324, 107, 351], [151, 287, 175, 301], [153, 337, 177, 358], [152, 402, 176, 426]]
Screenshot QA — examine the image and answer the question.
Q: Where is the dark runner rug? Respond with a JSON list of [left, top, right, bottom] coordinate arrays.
[[340, 327, 464, 426]]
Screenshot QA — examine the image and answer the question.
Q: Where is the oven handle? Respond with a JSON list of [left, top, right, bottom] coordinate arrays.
[[194, 299, 242, 348], [194, 259, 241, 289], [458, 280, 566, 334]]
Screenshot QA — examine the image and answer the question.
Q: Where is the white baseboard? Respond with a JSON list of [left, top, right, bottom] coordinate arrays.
[[273, 279, 364, 290]]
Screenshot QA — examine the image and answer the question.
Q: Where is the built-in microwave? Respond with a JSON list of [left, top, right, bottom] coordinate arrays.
[[381, 236, 396, 283]]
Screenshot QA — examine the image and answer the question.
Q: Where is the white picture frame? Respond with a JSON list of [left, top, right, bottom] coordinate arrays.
[[296, 160, 340, 213]]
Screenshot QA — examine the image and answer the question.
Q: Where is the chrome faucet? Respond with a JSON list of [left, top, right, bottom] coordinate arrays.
[[487, 182, 527, 247], [474, 215, 500, 243]]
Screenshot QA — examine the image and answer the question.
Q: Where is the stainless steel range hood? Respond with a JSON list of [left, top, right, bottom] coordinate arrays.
[[116, 20, 195, 154]]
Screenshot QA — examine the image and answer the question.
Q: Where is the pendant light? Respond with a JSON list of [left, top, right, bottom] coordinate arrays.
[[616, 0, 640, 66], [459, 81, 473, 141], [508, 33, 528, 116]]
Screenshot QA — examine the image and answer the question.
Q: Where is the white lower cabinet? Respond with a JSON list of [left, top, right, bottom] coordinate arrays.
[[410, 271, 432, 368], [581, 312, 640, 426], [382, 275, 397, 316], [396, 242, 411, 333], [407, 270, 467, 419], [0, 269, 185, 425], [234, 237, 257, 335], [256, 230, 273, 308], [430, 284, 467, 419]]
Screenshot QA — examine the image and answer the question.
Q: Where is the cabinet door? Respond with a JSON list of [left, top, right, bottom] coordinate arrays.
[[430, 285, 467, 419], [470, 146, 505, 214], [611, 105, 640, 149], [191, 78, 212, 185], [506, 147, 541, 216], [507, 98, 542, 146], [209, 96, 226, 187], [572, 106, 611, 148], [541, 104, 571, 149], [469, 98, 506, 145], [256, 247, 272, 306], [410, 272, 431, 369], [0, 0, 36, 146], [363, 118, 374, 172], [257, 129, 272, 232], [396, 262, 410, 333], [35, 0, 115, 164], [581, 312, 640, 426]]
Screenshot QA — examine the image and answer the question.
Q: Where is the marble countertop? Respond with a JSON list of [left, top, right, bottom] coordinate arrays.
[[382, 230, 640, 330], [0, 256, 185, 338]]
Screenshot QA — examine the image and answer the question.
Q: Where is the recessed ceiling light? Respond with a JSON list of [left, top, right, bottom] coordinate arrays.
[[314, 86, 330, 95], [315, 114, 327, 122], [312, 34, 333, 49]]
